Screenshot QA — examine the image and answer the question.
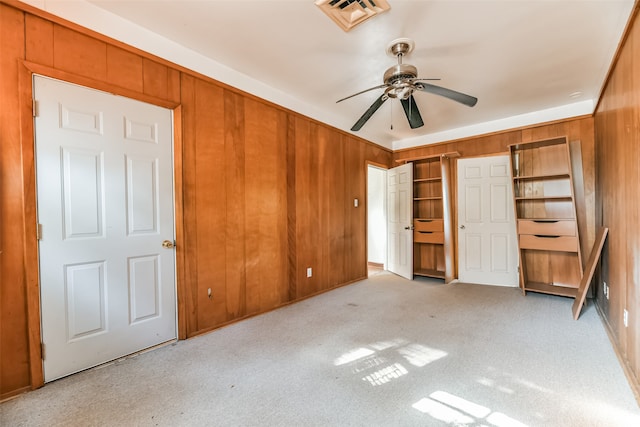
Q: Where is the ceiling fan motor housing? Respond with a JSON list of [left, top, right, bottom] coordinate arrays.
[[383, 64, 417, 99]]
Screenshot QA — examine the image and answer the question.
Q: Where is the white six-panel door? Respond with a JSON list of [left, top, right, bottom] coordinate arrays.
[[457, 155, 518, 287], [387, 163, 413, 280], [34, 76, 177, 381]]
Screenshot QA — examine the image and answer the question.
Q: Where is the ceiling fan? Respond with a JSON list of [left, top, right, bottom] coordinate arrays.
[[337, 38, 478, 131]]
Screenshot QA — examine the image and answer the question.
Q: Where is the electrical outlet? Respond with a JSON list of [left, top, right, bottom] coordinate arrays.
[[207, 288, 212, 300], [623, 309, 629, 328], [307, 267, 312, 278]]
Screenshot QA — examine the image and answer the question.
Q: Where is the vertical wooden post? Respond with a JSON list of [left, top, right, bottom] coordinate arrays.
[[440, 154, 456, 284]]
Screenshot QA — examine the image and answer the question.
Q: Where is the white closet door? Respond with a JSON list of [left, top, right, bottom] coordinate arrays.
[[457, 155, 518, 287], [35, 76, 177, 381]]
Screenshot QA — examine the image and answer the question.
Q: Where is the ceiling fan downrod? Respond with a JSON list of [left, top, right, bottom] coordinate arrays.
[[383, 39, 418, 100]]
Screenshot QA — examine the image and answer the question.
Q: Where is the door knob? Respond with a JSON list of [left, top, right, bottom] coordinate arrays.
[[460, 225, 465, 230], [162, 240, 175, 249], [404, 226, 414, 230]]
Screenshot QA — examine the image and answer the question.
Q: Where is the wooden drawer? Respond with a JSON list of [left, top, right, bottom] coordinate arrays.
[[519, 234, 578, 252], [414, 231, 444, 244], [414, 219, 443, 232], [518, 219, 576, 236]]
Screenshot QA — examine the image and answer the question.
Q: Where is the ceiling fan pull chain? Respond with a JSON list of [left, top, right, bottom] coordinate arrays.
[[390, 101, 393, 130]]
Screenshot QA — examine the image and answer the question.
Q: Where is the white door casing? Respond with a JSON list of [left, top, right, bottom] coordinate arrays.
[[367, 165, 387, 268], [35, 76, 177, 381], [387, 163, 413, 280], [457, 155, 519, 286]]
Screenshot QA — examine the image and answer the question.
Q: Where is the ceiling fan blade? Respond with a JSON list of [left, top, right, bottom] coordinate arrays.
[[415, 82, 478, 107], [351, 94, 388, 131], [400, 95, 424, 129], [337, 84, 389, 103]]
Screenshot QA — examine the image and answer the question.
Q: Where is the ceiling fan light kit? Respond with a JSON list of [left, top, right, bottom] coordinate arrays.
[[315, 0, 391, 32], [337, 38, 478, 132]]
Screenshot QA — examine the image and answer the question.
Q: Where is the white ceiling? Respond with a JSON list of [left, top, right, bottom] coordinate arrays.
[[23, 0, 635, 150]]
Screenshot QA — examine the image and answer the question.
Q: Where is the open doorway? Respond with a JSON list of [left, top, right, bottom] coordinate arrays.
[[367, 165, 387, 276]]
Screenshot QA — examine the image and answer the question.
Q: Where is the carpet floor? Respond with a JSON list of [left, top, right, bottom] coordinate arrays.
[[2, 272, 639, 426]]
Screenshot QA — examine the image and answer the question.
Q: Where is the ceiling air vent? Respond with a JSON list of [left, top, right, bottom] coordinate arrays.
[[315, 0, 391, 32]]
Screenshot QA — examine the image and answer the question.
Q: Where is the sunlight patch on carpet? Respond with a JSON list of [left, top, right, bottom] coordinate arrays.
[[362, 362, 408, 386], [398, 343, 447, 367], [413, 391, 529, 427], [334, 347, 375, 366]]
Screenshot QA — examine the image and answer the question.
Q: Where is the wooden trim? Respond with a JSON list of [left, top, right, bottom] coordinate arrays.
[[365, 160, 388, 279], [0, 385, 32, 402], [595, 303, 640, 405], [593, 0, 640, 114], [396, 152, 460, 163], [440, 156, 455, 283], [366, 160, 389, 170], [572, 227, 608, 320], [568, 140, 589, 268], [458, 151, 510, 160], [2, 0, 391, 155], [18, 62, 44, 390], [393, 115, 593, 154], [185, 275, 368, 339], [24, 61, 179, 109], [172, 105, 187, 340]]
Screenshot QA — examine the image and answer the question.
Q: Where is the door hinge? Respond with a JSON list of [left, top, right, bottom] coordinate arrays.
[[36, 223, 43, 240], [41, 342, 46, 360], [32, 99, 39, 117]]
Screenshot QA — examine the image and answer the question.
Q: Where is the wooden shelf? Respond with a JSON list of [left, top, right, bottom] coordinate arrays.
[[509, 137, 567, 151], [414, 268, 445, 279], [524, 281, 578, 298], [515, 196, 573, 201], [410, 153, 457, 283], [513, 173, 570, 181], [509, 136, 584, 301], [520, 217, 576, 222]]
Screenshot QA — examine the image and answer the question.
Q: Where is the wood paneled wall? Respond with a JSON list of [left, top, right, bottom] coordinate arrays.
[[3, 0, 638, 402], [0, 1, 392, 398], [594, 2, 640, 397], [394, 117, 596, 253]]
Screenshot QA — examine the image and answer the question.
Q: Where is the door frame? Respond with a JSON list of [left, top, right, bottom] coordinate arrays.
[[455, 153, 519, 286], [19, 62, 186, 389], [366, 162, 388, 272], [385, 162, 414, 280]]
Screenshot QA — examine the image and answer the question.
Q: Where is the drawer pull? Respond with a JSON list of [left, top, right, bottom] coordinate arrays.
[[417, 219, 433, 223], [533, 220, 559, 223], [534, 235, 560, 238], [418, 231, 433, 234]]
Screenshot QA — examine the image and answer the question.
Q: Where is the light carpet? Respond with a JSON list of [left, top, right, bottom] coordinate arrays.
[[2, 272, 639, 426]]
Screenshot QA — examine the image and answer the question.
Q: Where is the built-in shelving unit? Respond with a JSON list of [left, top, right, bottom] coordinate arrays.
[[398, 152, 458, 282], [509, 137, 583, 297]]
